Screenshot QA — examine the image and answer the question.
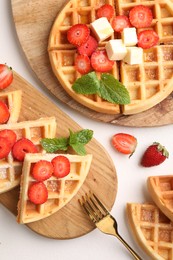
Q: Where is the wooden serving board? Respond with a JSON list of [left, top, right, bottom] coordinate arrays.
[[0, 72, 117, 239], [11, 0, 173, 127]]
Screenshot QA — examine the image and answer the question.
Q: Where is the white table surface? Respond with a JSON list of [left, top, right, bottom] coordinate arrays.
[[1, 1, 173, 259]]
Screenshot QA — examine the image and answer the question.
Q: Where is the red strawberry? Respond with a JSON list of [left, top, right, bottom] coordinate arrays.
[[75, 54, 91, 74], [0, 101, 10, 124], [51, 155, 70, 178], [0, 64, 13, 90], [67, 24, 90, 46], [31, 160, 53, 181], [141, 142, 169, 167], [77, 36, 98, 56], [28, 182, 48, 205], [111, 15, 131, 32], [138, 30, 159, 49], [112, 133, 137, 156], [91, 50, 114, 72], [129, 5, 153, 29], [0, 129, 17, 147], [0, 137, 11, 159], [96, 4, 115, 21], [12, 138, 38, 161]]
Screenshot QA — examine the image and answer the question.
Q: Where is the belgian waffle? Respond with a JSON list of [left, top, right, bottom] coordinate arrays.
[[147, 175, 173, 222], [17, 153, 92, 224], [0, 117, 56, 194], [127, 203, 173, 260], [0, 90, 22, 123], [48, 0, 173, 115]]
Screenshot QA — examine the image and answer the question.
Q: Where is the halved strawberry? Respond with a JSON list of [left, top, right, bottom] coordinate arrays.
[[51, 155, 70, 178], [75, 54, 91, 74], [0, 64, 13, 90], [112, 133, 137, 156], [12, 138, 38, 161], [28, 182, 48, 205], [91, 50, 114, 72], [0, 101, 10, 124], [31, 160, 53, 181], [129, 5, 153, 29], [0, 129, 17, 147], [0, 137, 12, 159], [138, 30, 159, 49], [67, 24, 90, 46], [111, 15, 131, 32], [77, 36, 98, 56], [96, 4, 115, 21]]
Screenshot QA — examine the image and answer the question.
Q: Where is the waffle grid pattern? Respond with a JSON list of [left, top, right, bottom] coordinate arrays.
[[0, 90, 22, 123], [0, 117, 56, 194], [18, 153, 92, 223], [128, 203, 173, 260]]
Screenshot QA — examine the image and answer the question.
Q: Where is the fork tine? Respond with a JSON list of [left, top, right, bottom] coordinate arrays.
[[92, 193, 109, 216]]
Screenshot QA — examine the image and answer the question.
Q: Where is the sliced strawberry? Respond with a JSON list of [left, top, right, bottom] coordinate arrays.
[[97, 4, 115, 21], [75, 54, 91, 74], [32, 160, 53, 181], [12, 138, 38, 161], [77, 36, 98, 56], [0, 129, 17, 147], [0, 101, 10, 124], [67, 24, 90, 46], [91, 50, 114, 72], [0, 137, 11, 159], [0, 64, 13, 90], [111, 15, 131, 32], [129, 5, 153, 29], [51, 155, 70, 178], [112, 133, 137, 156], [28, 182, 48, 205], [138, 30, 159, 49]]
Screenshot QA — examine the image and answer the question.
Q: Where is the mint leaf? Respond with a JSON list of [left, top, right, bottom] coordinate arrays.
[[40, 137, 68, 153], [70, 143, 86, 156], [72, 72, 100, 94], [69, 129, 93, 145], [99, 73, 130, 104]]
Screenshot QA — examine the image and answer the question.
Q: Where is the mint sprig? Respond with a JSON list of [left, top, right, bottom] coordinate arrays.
[[72, 72, 130, 105], [40, 129, 93, 156]]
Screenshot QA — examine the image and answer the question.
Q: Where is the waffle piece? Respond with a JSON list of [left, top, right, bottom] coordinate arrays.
[[121, 45, 173, 114], [0, 90, 22, 123], [17, 153, 92, 223], [48, 0, 173, 115], [127, 203, 173, 260], [148, 175, 173, 222], [0, 117, 56, 194]]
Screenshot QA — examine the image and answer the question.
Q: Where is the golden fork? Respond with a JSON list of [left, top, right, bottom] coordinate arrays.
[[79, 192, 142, 260]]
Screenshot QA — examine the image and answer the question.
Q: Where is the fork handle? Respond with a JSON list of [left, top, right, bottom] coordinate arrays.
[[114, 233, 143, 260]]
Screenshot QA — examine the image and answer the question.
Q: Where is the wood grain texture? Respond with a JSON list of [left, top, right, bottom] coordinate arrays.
[[0, 72, 117, 239], [10, 0, 173, 127]]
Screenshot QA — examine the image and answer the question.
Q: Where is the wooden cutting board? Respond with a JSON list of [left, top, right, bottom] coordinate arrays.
[[11, 0, 173, 127], [0, 72, 117, 239]]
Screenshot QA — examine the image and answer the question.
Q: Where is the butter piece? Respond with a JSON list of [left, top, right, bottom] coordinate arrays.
[[105, 39, 127, 60], [90, 17, 114, 42], [122, 27, 138, 47], [123, 47, 143, 65]]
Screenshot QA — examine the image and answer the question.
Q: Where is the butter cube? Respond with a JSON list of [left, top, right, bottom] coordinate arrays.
[[123, 47, 143, 65], [90, 17, 114, 42], [122, 28, 138, 47], [105, 39, 127, 60]]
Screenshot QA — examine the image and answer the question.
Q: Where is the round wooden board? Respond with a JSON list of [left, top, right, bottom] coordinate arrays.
[[0, 72, 117, 239], [11, 0, 173, 127]]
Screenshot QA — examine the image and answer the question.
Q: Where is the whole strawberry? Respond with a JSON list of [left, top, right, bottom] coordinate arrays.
[[141, 142, 169, 167]]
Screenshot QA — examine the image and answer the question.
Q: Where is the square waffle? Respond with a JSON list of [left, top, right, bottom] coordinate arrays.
[[48, 0, 173, 115], [0, 90, 22, 123], [127, 203, 173, 260], [17, 153, 92, 223], [0, 117, 56, 194], [148, 175, 173, 222]]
